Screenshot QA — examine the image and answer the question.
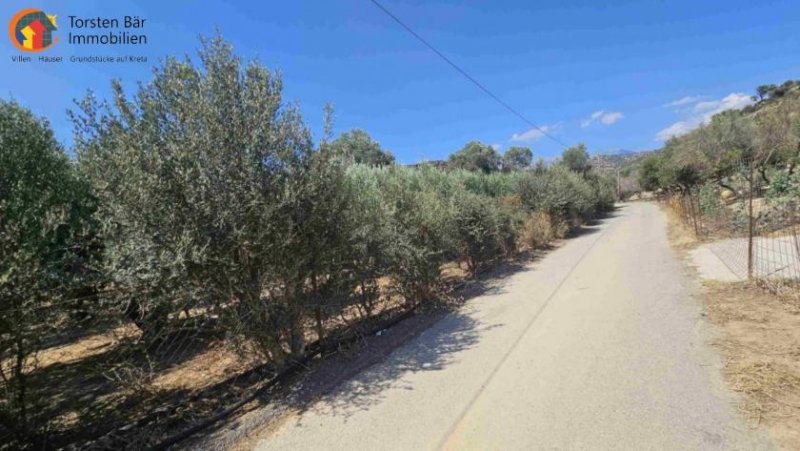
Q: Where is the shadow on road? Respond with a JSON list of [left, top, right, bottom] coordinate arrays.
[[298, 311, 489, 421], [191, 207, 621, 446], [280, 208, 622, 420]]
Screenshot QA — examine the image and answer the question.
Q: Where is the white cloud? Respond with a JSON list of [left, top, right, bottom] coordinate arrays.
[[655, 121, 695, 141], [692, 93, 753, 115], [491, 143, 502, 151], [600, 111, 623, 125], [655, 92, 754, 141], [510, 123, 560, 143], [664, 96, 701, 107], [581, 110, 604, 127], [581, 110, 624, 128]]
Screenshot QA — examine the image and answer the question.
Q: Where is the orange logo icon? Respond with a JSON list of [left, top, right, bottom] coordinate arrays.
[[9, 8, 58, 52]]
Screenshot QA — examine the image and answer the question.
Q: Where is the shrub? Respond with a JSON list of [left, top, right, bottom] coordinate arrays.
[[447, 141, 501, 173], [520, 211, 555, 250], [73, 36, 339, 362], [514, 166, 600, 227], [767, 170, 800, 199], [495, 204, 523, 257], [378, 166, 456, 305], [0, 100, 96, 444], [450, 191, 505, 274], [331, 129, 395, 167], [343, 165, 401, 317]]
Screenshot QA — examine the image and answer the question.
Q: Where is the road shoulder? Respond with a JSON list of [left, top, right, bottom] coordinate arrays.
[[664, 202, 800, 450]]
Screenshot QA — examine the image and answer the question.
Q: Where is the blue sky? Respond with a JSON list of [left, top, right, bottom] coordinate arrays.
[[2, 0, 799, 163]]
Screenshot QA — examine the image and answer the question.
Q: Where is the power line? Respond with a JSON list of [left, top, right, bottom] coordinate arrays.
[[369, 0, 570, 149]]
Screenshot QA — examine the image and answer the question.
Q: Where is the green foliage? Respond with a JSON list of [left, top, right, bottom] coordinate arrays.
[[375, 166, 456, 301], [515, 165, 613, 226], [73, 36, 342, 360], [331, 129, 395, 167], [0, 100, 96, 442], [647, 79, 800, 191], [502, 146, 532, 170], [0, 34, 621, 448], [449, 191, 515, 273], [457, 170, 518, 198], [344, 163, 614, 279], [638, 154, 662, 191], [342, 165, 401, 315], [448, 141, 500, 173], [560, 144, 591, 174], [767, 171, 800, 199]]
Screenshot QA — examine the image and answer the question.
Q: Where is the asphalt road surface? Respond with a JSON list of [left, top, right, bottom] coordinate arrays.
[[254, 203, 773, 451]]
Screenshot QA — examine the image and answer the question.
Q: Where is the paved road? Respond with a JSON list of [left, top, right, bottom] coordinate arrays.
[[254, 203, 772, 451]]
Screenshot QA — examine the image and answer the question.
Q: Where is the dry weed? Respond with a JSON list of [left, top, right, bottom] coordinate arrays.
[[519, 211, 556, 249], [703, 281, 800, 449]]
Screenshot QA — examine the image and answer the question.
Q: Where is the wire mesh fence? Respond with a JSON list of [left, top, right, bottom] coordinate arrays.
[[0, 274, 419, 449], [664, 158, 800, 287]]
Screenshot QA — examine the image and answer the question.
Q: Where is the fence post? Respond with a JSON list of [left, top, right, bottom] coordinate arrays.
[[747, 161, 755, 280], [689, 190, 700, 238]]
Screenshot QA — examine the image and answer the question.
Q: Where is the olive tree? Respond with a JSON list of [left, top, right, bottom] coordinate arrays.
[[331, 129, 395, 167], [448, 141, 500, 173], [560, 144, 591, 175], [0, 100, 95, 442], [638, 154, 664, 191], [502, 146, 533, 171], [73, 36, 348, 362], [755, 96, 800, 177]]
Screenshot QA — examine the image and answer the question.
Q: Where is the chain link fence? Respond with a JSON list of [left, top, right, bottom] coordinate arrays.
[[1, 274, 416, 449], [664, 159, 800, 287]]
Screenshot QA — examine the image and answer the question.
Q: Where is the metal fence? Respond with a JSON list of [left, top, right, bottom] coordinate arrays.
[[0, 277, 415, 449], [665, 159, 800, 287]]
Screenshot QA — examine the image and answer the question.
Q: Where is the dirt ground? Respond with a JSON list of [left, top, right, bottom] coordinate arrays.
[[703, 281, 800, 450], [665, 203, 800, 450]]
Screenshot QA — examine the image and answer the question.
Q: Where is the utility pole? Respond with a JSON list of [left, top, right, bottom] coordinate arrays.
[[617, 168, 621, 200]]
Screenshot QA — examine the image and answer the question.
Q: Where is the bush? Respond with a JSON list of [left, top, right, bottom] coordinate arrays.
[[514, 165, 611, 228], [520, 211, 555, 249], [73, 36, 336, 361], [767, 171, 800, 199], [0, 100, 96, 444], [447, 141, 501, 173], [377, 166, 456, 304], [343, 165, 401, 317], [450, 191, 506, 273]]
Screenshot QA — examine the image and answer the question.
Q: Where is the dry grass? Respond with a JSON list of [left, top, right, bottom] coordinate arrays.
[[0, 323, 139, 376], [704, 281, 800, 449], [518, 211, 567, 251], [520, 211, 555, 249], [663, 202, 700, 254], [151, 342, 260, 392], [661, 200, 800, 449]]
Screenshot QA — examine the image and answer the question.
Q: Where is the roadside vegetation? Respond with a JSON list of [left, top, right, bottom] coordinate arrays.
[[643, 80, 800, 259], [639, 80, 800, 197], [654, 80, 800, 449], [0, 36, 616, 448]]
